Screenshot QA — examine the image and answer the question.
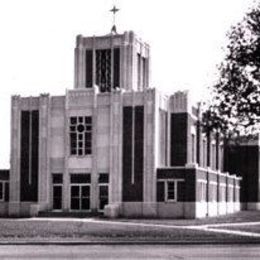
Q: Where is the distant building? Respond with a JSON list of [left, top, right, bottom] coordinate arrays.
[[4, 31, 242, 218]]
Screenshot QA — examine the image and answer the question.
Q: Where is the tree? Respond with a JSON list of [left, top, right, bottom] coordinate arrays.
[[208, 3, 260, 135]]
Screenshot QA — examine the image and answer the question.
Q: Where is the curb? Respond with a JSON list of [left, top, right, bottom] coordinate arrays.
[[0, 240, 260, 246]]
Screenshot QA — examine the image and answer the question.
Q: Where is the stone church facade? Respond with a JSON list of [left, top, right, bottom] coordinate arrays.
[[0, 31, 243, 218]]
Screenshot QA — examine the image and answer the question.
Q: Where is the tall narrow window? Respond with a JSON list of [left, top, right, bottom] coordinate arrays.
[[96, 49, 111, 92], [199, 182, 207, 201], [202, 139, 207, 167], [98, 173, 109, 211], [191, 134, 196, 163], [0, 182, 3, 201], [167, 181, 176, 201], [85, 50, 93, 88], [69, 116, 92, 156], [20, 110, 39, 202], [52, 174, 63, 210], [113, 48, 120, 89], [156, 179, 184, 202], [211, 143, 216, 170], [142, 57, 146, 88], [220, 185, 226, 202], [219, 145, 224, 171], [0, 182, 9, 202], [137, 53, 141, 89]]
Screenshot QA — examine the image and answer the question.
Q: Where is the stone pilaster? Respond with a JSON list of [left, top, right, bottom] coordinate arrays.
[[75, 35, 85, 89], [143, 88, 157, 216], [74, 45, 79, 88], [38, 94, 50, 211], [90, 90, 98, 211], [63, 91, 70, 211], [9, 95, 21, 216], [126, 41, 134, 91], [109, 91, 123, 204]]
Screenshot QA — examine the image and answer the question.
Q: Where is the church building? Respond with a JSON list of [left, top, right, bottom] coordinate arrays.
[[0, 26, 243, 218]]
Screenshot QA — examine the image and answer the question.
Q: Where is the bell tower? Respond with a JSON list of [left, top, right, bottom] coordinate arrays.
[[74, 31, 150, 92]]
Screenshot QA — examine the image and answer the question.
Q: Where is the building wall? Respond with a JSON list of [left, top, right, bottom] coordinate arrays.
[[156, 167, 240, 219]]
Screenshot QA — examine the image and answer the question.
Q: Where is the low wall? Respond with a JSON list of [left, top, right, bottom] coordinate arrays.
[[157, 202, 184, 218], [195, 201, 207, 218]]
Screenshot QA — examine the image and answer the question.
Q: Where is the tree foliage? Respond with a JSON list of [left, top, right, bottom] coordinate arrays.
[[207, 3, 260, 135]]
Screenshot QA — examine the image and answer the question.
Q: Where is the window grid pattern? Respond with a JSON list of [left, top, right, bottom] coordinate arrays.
[[96, 49, 111, 92], [69, 116, 92, 156], [167, 181, 176, 201], [157, 179, 184, 202]]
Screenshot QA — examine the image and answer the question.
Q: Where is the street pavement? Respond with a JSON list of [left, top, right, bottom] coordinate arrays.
[[0, 244, 259, 259]]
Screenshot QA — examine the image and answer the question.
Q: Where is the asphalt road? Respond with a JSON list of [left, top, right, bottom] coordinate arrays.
[[0, 244, 259, 259]]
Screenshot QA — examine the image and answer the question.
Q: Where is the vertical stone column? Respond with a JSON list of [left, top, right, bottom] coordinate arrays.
[[139, 46, 143, 91], [121, 32, 128, 90], [145, 47, 150, 89], [143, 88, 157, 216], [91, 89, 98, 212], [109, 91, 123, 204], [75, 35, 85, 89], [63, 91, 70, 211], [9, 96, 21, 216], [38, 94, 50, 211], [132, 35, 138, 91], [127, 43, 134, 91], [123, 31, 135, 91]]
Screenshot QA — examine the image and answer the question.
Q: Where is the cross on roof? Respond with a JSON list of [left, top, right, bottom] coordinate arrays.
[[110, 5, 120, 34]]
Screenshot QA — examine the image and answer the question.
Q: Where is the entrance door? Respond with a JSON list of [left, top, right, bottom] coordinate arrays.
[[53, 185, 62, 210], [70, 185, 90, 211]]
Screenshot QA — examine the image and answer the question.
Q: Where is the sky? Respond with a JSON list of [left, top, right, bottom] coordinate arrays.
[[0, 0, 256, 168]]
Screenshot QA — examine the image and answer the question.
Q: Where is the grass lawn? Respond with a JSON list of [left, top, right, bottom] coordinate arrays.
[[0, 211, 259, 243], [114, 211, 260, 226], [0, 220, 252, 242]]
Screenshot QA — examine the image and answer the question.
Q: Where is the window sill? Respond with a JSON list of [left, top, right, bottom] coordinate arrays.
[[164, 200, 178, 203], [69, 155, 92, 158]]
